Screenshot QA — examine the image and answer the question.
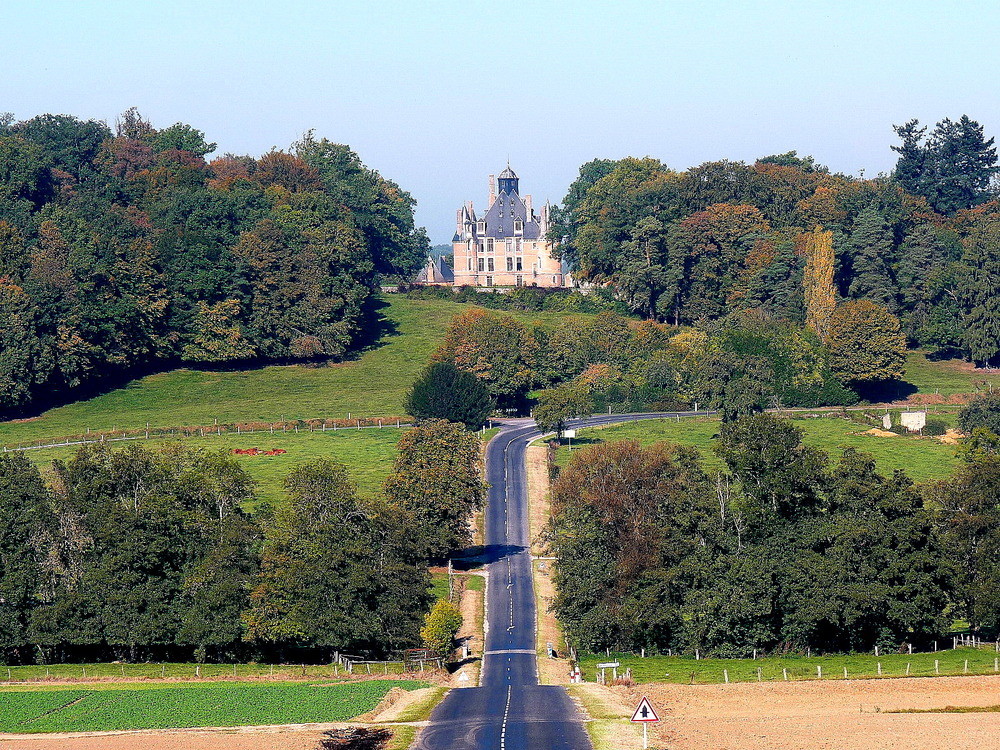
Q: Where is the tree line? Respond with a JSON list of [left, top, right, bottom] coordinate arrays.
[[0, 419, 485, 665], [550, 115, 1000, 366], [427, 304, 906, 424], [0, 110, 428, 416], [547, 406, 1000, 656]]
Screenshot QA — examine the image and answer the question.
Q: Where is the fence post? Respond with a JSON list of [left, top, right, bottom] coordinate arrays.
[[757, 667, 762, 682], [817, 665, 822, 679], [906, 662, 910, 675], [964, 659, 969, 674], [843, 666, 848, 679], [935, 659, 939, 674], [877, 662, 882, 676], [723, 669, 729, 683]]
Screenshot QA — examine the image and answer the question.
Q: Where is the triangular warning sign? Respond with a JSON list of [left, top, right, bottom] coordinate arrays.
[[630, 696, 659, 722]]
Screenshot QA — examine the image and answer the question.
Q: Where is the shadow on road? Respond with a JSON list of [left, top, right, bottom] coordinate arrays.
[[452, 544, 526, 570]]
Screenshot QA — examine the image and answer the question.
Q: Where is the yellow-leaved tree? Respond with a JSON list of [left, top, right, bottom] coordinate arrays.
[[802, 226, 836, 342]]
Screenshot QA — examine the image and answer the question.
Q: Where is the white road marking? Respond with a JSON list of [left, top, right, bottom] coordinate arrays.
[[500, 684, 512, 749]]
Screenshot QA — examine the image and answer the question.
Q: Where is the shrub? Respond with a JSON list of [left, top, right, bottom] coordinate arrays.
[[420, 599, 463, 657], [923, 419, 948, 436], [958, 393, 1000, 435]]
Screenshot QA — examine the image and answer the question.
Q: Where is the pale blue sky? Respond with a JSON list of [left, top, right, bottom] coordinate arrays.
[[2, 0, 997, 242]]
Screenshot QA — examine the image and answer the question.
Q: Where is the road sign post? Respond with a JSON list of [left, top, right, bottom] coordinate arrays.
[[630, 696, 659, 749]]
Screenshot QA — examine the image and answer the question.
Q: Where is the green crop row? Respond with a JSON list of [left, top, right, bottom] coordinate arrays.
[[0, 679, 426, 733]]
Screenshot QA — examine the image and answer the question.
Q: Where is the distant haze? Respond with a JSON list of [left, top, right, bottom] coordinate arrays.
[[2, 0, 997, 243]]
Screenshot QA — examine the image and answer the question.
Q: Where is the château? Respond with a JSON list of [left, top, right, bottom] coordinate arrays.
[[452, 166, 568, 287]]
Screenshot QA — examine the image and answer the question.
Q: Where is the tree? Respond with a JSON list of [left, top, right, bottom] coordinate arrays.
[[432, 307, 536, 409], [960, 215, 1000, 365], [715, 414, 825, 520], [548, 158, 619, 270], [847, 206, 897, 308], [802, 227, 836, 341], [927, 455, 1000, 634], [547, 440, 714, 652], [420, 599, 462, 657], [406, 362, 494, 429], [958, 393, 1000, 435], [383, 420, 488, 560], [0, 454, 53, 658], [245, 459, 428, 655], [533, 381, 592, 437], [892, 116, 998, 214], [826, 300, 907, 384]]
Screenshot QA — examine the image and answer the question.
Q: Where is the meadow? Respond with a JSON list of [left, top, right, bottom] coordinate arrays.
[[901, 350, 990, 397], [20, 427, 405, 505], [578, 647, 1000, 685], [556, 412, 962, 482], [0, 296, 585, 448], [0, 679, 426, 733]]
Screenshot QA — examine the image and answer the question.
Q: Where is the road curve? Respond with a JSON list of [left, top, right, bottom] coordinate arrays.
[[414, 412, 695, 750]]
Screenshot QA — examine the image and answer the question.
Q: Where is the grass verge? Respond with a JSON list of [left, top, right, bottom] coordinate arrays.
[[578, 647, 1000, 685]]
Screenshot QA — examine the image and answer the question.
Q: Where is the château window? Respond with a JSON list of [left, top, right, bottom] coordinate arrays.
[[468, 257, 473, 271], [485, 276, 493, 286], [486, 238, 494, 252], [516, 257, 523, 271], [506, 238, 513, 252], [477, 221, 486, 234], [506, 257, 513, 272], [478, 257, 484, 272], [488, 258, 495, 272]]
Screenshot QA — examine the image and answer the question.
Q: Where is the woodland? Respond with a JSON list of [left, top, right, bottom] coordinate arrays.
[[548, 116, 1000, 366], [0, 110, 428, 415], [0, 420, 485, 664]]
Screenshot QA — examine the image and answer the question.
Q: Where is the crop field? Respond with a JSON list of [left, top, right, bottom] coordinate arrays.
[[578, 647, 1000, 685], [0, 679, 426, 733], [0, 296, 583, 448], [556, 413, 961, 482]]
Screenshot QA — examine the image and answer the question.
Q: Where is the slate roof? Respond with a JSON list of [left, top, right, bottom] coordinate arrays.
[[480, 189, 541, 240], [413, 256, 455, 284]]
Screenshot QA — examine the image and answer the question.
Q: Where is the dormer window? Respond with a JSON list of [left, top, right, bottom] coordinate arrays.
[[514, 219, 523, 235], [477, 221, 486, 234]]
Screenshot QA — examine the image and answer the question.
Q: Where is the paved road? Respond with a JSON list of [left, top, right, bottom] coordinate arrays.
[[415, 412, 696, 750]]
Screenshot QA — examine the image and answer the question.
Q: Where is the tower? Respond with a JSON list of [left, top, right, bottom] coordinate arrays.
[[497, 164, 519, 196]]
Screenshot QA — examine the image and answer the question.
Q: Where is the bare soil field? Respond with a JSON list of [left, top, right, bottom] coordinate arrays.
[[637, 674, 1000, 750], [0, 726, 327, 750]]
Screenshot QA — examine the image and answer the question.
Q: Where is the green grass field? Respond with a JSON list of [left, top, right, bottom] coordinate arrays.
[[578, 647, 1000, 685], [902, 351, 986, 396], [0, 679, 425, 733], [21, 428, 404, 504], [0, 296, 587, 448], [556, 413, 961, 482]]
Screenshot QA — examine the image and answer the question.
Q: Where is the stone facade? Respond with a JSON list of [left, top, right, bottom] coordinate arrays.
[[451, 166, 568, 288]]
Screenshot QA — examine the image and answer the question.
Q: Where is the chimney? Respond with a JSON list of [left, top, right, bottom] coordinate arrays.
[[524, 194, 533, 220], [540, 202, 550, 235], [488, 174, 496, 206], [456, 209, 464, 236]]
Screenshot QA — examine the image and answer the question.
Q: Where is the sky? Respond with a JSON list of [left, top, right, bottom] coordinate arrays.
[[2, 0, 999, 244]]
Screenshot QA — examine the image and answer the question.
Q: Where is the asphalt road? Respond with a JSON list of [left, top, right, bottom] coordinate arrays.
[[415, 412, 695, 750]]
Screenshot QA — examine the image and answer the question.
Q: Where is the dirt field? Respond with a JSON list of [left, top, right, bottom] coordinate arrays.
[[635, 674, 1000, 749], [0, 726, 327, 750]]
